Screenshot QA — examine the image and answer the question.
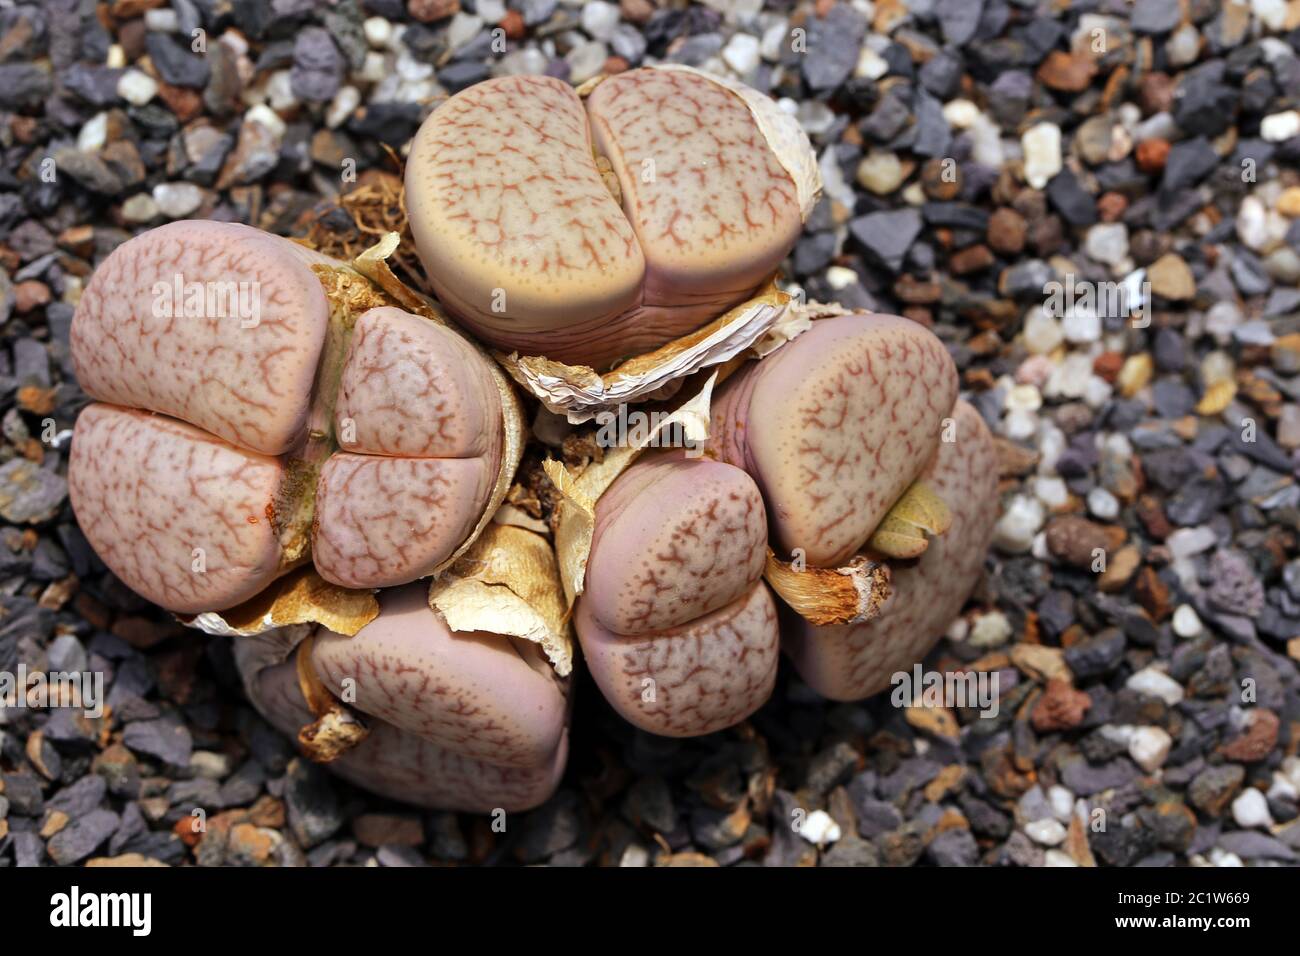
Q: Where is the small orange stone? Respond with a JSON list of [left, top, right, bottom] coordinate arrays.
[[16, 385, 56, 415], [1093, 350, 1124, 382], [173, 816, 204, 848], [499, 9, 525, 41], [1136, 138, 1170, 173], [1030, 679, 1092, 732], [1036, 50, 1098, 92]]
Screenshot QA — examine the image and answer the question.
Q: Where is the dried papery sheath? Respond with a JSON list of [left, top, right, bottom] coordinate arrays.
[[500, 283, 796, 424], [294, 632, 369, 763], [867, 479, 954, 560], [185, 565, 380, 638], [763, 550, 893, 627], [427, 523, 573, 677]]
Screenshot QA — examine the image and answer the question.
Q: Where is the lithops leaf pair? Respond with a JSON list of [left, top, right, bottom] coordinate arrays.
[[68, 220, 517, 613], [405, 68, 814, 369], [570, 310, 999, 733], [235, 582, 570, 811], [705, 312, 998, 700], [574, 454, 780, 737]]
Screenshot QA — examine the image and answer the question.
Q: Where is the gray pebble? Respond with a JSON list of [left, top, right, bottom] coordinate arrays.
[[926, 827, 980, 866], [0, 460, 67, 524], [146, 33, 210, 88], [850, 208, 923, 273], [516, 789, 582, 863], [122, 715, 193, 768], [821, 835, 879, 866], [47, 809, 119, 865], [802, 5, 865, 92], [0, 64, 53, 108], [47, 775, 107, 817], [1059, 755, 1141, 796], [284, 757, 344, 849], [291, 28, 345, 103]]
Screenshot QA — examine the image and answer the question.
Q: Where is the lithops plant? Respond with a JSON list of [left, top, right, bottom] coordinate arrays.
[[703, 312, 1000, 701], [67, 218, 572, 811], [65, 72, 1001, 815], [560, 310, 997, 733], [67, 220, 518, 613], [405, 68, 813, 369], [235, 589, 570, 811], [237, 624, 569, 811], [573, 453, 779, 736]]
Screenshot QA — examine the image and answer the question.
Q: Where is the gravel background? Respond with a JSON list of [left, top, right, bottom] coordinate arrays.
[[2, 0, 1300, 867]]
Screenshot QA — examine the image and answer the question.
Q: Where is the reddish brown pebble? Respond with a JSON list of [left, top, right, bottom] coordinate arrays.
[[921, 157, 962, 200], [949, 244, 994, 274], [155, 82, 203, 123], [1093, 351, 1124, 382], [352, 813, 425, 848], [9, 115, 37, 145], [1030, 679, 1092, 732], [987, 207, 1026, 255], [1134, 566, 1171, 620], [499, 9, 525, 40], [1136, 138, 1170, 173], [1219, 709, 1280, 763], [902, 306, 934, 327], [1135, 495, 1172, 541], [1138, 73, 1176, 114], [1036, 50, 1098, 92], [1030, 215, 1065, 257], [1045, 515, 1126, 568], [115, 18, 147, 61], [111, 616, 174, 650]]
